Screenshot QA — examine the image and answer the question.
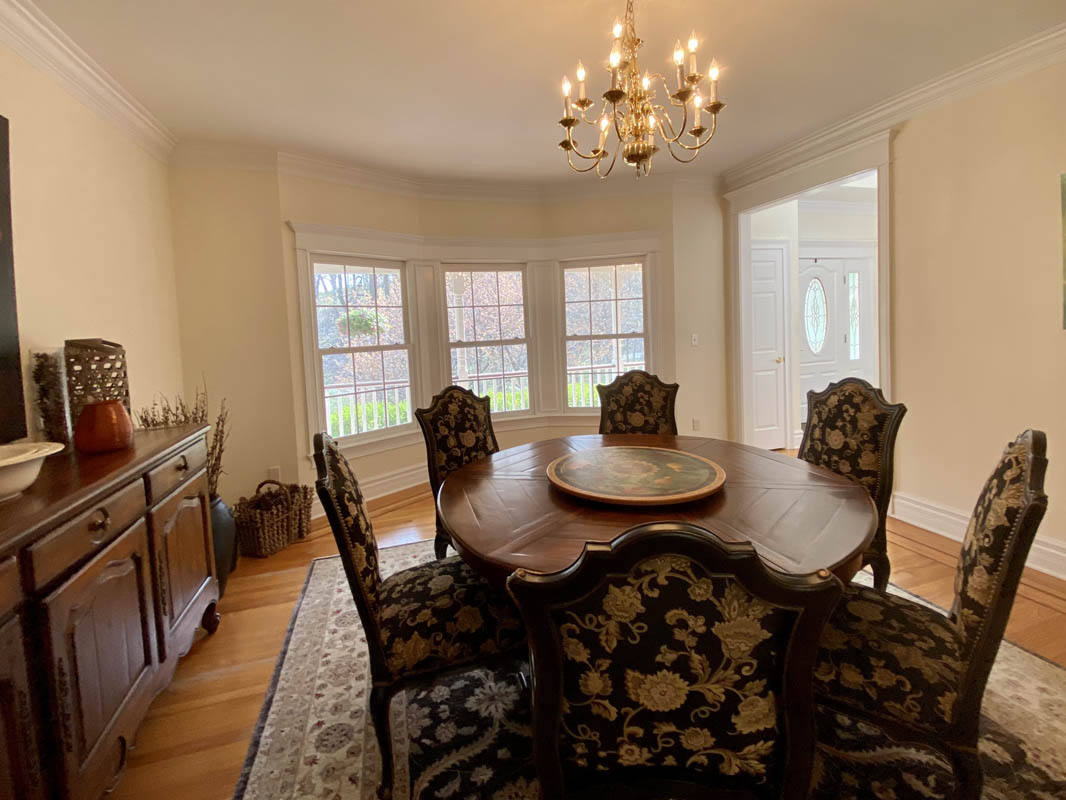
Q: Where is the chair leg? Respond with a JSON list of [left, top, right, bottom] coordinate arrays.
[[433, 530, 450, 559], [949, 744, 982, 800], [369, 686, 395, 800], [868, 552, 891, 592]]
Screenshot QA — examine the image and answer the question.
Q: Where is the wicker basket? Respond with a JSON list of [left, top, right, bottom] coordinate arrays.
[[235, 480, 312, 558], [290, 483, 314, 540]]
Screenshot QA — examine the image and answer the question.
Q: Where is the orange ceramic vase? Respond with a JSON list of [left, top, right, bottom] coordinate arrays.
[[73, 400, 134, 454]]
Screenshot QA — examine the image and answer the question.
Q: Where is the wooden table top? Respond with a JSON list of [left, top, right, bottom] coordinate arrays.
[[437, 434, 877, 585]]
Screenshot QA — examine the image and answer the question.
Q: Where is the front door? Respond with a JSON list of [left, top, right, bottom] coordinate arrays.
[[796, 256, 876, 444]]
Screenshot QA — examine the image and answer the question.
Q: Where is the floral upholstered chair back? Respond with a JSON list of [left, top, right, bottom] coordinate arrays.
[[951, 430, 1047, 717], [797, 378, 906, 520], [415, 386, 500, 497], [597, 370, 680, 435], [508, 522, 841, 799], [313, 433, 383, 632]]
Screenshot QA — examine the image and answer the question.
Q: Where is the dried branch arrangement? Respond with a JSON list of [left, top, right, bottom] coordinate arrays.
[[32, 351, 71, 444], [135, 387, 208, 428], [206, 401, 229, 497], [136, 384, 230, 498]]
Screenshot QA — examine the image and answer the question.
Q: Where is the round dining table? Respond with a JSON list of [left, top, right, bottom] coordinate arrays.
[[437, 434, 877, 587]]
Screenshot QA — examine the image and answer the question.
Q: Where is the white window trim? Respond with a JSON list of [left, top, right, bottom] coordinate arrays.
[[559, 255, 658, 415], [290, 222, 661, 458], [302, 252, 423, 450], [436, 262, 537, 420]]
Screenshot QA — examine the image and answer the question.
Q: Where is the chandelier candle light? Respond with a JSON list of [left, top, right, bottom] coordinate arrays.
[[558, 0, 726, 178]]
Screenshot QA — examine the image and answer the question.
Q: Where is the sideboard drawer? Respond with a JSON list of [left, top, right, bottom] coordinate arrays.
[[0, 556, 20, 620], [28, 480, 146, 590], [146, 438, 207, 505]]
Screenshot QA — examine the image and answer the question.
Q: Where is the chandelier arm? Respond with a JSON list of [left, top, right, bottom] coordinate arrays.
[[596, 108, 625, 178], [653, 74, 686, 107], [653, 102, 688, 144], [666, 140, 702, 164], [567, 150, 602, 173], [670, 113, 719, 151], [566, 125, 606, 161], [578, 99, 609, 126], [596, 140, 621, 178]]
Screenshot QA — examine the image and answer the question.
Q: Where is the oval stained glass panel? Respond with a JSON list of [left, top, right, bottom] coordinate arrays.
[[804, 278, 828, 354]]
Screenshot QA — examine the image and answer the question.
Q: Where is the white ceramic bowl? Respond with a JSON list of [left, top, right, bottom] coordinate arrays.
[[0, 442, 65, 502]]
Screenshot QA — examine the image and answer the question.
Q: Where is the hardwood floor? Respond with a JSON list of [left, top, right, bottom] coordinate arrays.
[[108, 491, 1066, 800]]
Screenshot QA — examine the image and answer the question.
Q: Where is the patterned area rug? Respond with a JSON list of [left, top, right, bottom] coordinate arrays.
[[234, 541, 1066, 799]]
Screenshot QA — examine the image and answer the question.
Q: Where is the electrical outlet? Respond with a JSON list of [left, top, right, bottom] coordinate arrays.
[[692, 418, 701, 432], [690, 333, 699, 347], [267, 466, 281, 481]]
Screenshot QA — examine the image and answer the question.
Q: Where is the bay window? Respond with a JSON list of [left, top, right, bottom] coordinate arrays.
[[312, 257, 414, 439], [443, 266, 531, 414], [562, 259, 648, 408]]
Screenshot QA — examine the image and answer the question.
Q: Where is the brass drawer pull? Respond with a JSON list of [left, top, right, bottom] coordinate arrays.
[[88, 509, 111, 544], [175, 455, 189, 473]]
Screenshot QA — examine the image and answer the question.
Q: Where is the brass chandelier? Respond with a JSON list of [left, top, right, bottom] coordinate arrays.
[[557, 0, 726, 178]]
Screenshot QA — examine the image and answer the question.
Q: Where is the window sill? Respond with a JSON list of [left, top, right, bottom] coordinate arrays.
[[304, 412, 601, 462]]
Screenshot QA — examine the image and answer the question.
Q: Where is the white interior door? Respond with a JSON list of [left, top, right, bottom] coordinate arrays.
[[795, 256, 876, 444], [749, 245, 788, 449]]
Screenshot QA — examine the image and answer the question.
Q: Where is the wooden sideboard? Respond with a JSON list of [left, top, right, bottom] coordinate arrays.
[[0, 425, 219, 800]]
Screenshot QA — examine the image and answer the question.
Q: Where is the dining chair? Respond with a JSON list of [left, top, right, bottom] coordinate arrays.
[[798, 377, 906, 591], [507, 521, 842, 799], [596, 370, 679, 435], [313, 432, 524, 800], [812, 429, 1048, 799], [414, 385, 500, 559]]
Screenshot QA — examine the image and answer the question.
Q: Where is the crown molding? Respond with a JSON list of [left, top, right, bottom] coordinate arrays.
[[286, 220, 662, 262], [278, 149, 707, 204], [278, 150, 546, 203], [0, 0, 177, 161], [722, 22, 1066, 192], [288, 220, 662, 249], [723, 131, 889, 213], [278, 151, 422, 197]]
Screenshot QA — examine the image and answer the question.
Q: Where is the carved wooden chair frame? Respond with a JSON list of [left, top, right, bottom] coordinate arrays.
[[817, 430, 1048, 799], [596, 369, 680, 435], [507, 521, 842, 800], [798, 376, 906, 591], [414, 386, 500, 559], [314, 431, 513, 800]]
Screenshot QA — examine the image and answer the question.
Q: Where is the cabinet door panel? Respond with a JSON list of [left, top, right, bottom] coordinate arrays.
[[44, 519, 157, 800], [0, 614, 46, 800], [149, 471, 215, 661]]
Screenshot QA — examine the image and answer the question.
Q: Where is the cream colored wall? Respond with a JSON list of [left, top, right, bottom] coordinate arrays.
[[418, 196, 543, 238], [798, 208, 876, 241], [169, 145, 299, 500], [1, 42, 184, 428], [673, 189, 728, 438], [891, 60, 1066, 545], [542, 191, 678, 381]]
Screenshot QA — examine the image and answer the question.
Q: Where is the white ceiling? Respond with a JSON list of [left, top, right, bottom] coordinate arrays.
[[32, 0, 1066, 185]]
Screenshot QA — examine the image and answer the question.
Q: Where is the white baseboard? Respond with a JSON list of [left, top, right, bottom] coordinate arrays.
[[309, 462, 429, 521], [891, 491, 1066, 582]]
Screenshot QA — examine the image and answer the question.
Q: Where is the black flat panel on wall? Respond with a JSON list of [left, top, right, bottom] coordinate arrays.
[[0, 115, 26, 443]]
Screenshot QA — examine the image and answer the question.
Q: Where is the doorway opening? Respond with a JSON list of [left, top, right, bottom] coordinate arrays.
[[740, 170, 880, 450]]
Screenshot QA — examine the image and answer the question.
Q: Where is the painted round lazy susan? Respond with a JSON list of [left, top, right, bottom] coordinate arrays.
[[545, 445, 726, 506]]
